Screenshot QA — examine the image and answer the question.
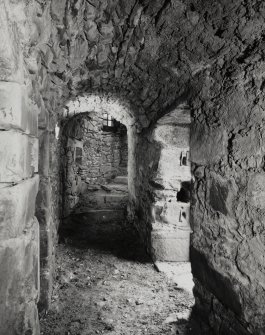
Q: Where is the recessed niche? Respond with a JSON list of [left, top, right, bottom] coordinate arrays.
[[177, 181, 191, 203]]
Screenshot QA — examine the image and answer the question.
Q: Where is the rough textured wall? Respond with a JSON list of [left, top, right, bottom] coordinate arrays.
[[134, 106, 191, 262], [61, 113, 127, 216], [1, 0, 265, 333], [0, 2, 40, 334]]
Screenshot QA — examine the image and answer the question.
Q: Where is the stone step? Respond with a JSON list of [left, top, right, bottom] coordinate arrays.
[[102, 183, 128, 193], [82, 190, 128, 210], [118, 167, 128, 176], [113, 175, 128, 185], [151, 227, 191, 262]]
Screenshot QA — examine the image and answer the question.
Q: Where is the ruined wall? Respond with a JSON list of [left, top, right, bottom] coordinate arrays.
[[61, 113, 127, 216], [1, 0, 265, 333]]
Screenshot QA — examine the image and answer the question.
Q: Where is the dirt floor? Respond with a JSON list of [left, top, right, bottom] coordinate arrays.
[[40, 214, 196, 335]]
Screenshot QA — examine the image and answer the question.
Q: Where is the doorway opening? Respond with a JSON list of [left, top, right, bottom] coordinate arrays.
[[59, 110, 130, 237]]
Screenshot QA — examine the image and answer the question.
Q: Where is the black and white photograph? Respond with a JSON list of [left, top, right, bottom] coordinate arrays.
[[0, 0, 264, 334]]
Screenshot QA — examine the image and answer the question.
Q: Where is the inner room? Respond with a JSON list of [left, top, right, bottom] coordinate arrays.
[[61, 111, 128, 222]]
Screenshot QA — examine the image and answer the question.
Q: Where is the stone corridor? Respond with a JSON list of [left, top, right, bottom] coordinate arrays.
[[1, 0, 265, 334], [40, 216, 195, 335]]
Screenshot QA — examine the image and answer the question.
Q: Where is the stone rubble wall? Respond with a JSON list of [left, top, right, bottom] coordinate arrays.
[[61, 112, 127, 216]]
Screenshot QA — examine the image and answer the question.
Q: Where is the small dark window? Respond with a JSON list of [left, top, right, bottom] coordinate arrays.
[[180, 151, 190, 166], [75, 147, 83, 165], [177, 181, 191, 203]]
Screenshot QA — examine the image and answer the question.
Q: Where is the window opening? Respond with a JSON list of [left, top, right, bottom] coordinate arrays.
[[180, 151, 189, 166], [103, 113, 114, 127], [102, 113, 119, 131], [75, 147, 83, 165]]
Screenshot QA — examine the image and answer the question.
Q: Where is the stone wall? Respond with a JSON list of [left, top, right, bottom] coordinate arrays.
[[0, 3, 40, 334], [190, 107, 265, 333], [134, 106, 191, 262], [61, 112, 128, 216], [1, 0, 265, 333]]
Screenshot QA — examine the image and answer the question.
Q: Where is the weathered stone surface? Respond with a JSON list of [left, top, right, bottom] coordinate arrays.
[[247, 173, 265, 209], [154, 125, 190, 148], [0, 175, 39, 240], [0, 81, 37, 135], [0, 218, 39, 335], [154, 201, 190, 226], [0, 82, 25, 131], [191, 247, 242, 316], [190, 124, 228, 165], [0, 1, 22, 82], [156, 148, 191, 184], [209, 173, 238, 217], [135, 109, 191, 265], [151, 228, 190, 262], [2, 0, 265, 332], [0, 131, 37, 182]]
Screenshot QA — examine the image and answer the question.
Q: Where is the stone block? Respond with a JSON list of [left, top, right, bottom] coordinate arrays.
[[0, 82, 25, 131], [38, 107, 49, 130], [38, 217, 54, 312], [0, 218, 40, 335], [0, 175, 39, 240], [0, 82, 38, 135], [30, 136, 39, 173], [26, 100, 39, 136], [247, 173, 265, 210], [209, 172, 238, 216], [0, 2, 22, 82], [190, 124, 228, 165], [51, 0, 67, 23], [151, 227, 191, 262], [39, 263, 53, 312], [191, 247, 243, 316], [38, 130, 49, 176], [156, 148, 191, 183], [154, 201, 190, 226], [0, 130, 37, 182]]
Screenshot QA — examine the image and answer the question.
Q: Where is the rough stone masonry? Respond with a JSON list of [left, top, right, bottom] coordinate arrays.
[[0, 0, 265, 334]]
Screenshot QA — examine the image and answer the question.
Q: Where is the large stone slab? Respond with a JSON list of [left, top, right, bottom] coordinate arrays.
[[0, 82, 26, 131], [190, 124, 228, 165], [0, 218, 40, 335], [0, 130, 37, 182], [156, 148, 191, 184], [0, 1, 23, 82], [151, 227, 191, 262], [0, 175, 39, 240], [0, 82, 37, 134]]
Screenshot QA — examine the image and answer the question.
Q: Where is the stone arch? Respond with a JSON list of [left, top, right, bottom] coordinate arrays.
[[60, 93, 139, 200], [37, 93, 140, 311], [63, 94, 139, 128]]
